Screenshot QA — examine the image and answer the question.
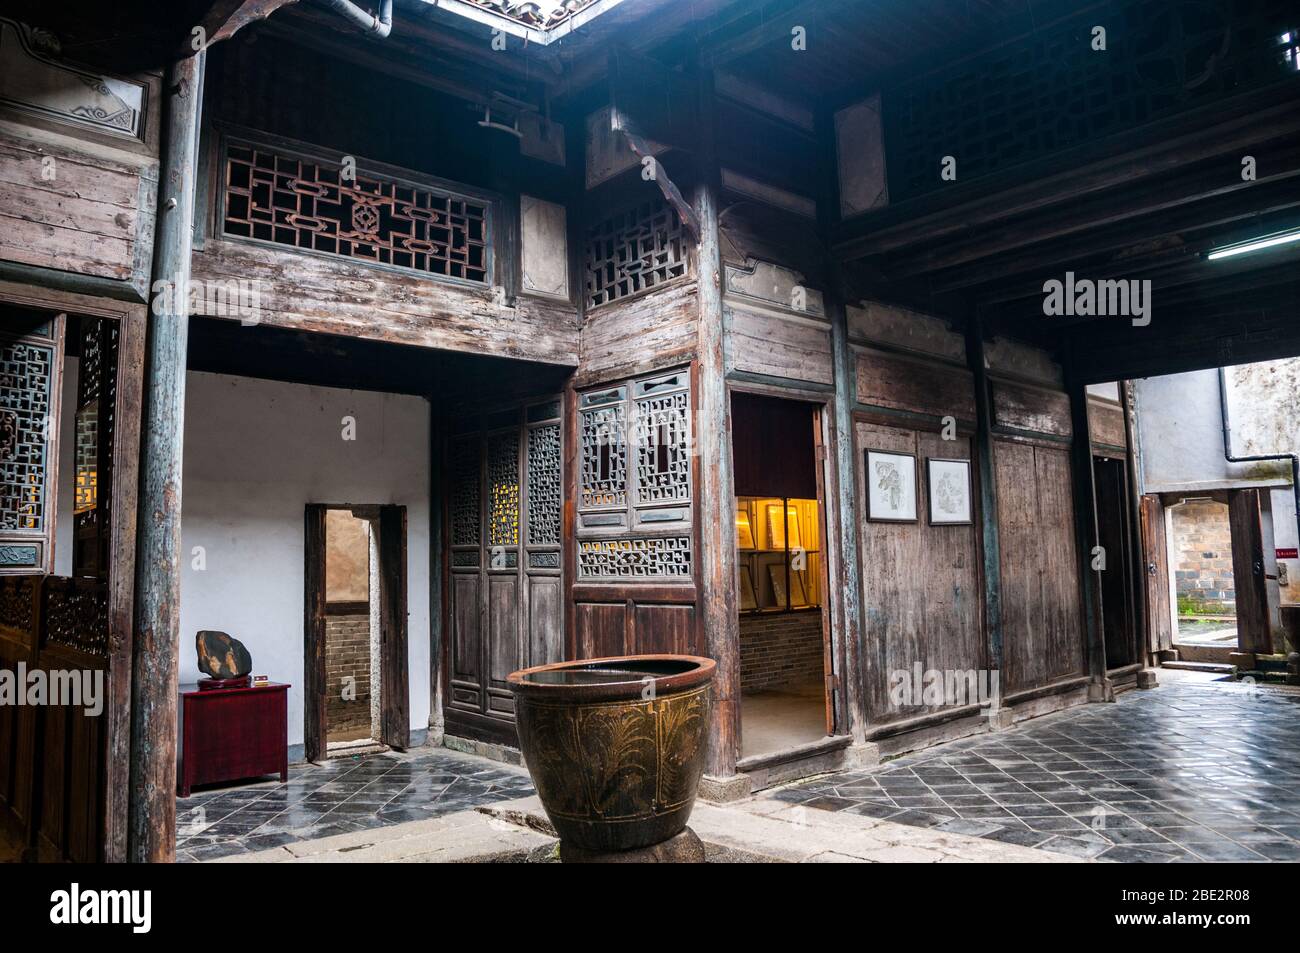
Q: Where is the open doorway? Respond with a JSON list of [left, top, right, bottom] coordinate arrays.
[[1166, 497, 1239, 660], [730, 392, 832, 761], [305, 504, 409, 761]]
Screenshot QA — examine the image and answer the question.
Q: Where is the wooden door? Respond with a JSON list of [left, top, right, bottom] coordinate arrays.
[[1094, 457, 1136, 669], [1230, 489, 1281, 655], [445, 399, 563, 745], [378, 505, 409, 749], [303, 505, 327, 762], [1139, 495, 1173, 656]]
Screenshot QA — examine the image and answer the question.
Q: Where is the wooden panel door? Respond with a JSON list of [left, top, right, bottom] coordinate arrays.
[[445, 399, 563, 744], [1230, 489, 1281, 655], [1139, 495, 1173, 655]]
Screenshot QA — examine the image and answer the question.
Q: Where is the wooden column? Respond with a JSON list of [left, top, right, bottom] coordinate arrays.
[[815, 103, 868, 745], [1065, 356, 1111, 701], [693, 67, 740, 778], [966, 313, 1004, 677], [128, 51, 205, 863]]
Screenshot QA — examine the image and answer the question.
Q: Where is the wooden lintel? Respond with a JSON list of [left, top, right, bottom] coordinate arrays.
[[612, 109, 701, 242]]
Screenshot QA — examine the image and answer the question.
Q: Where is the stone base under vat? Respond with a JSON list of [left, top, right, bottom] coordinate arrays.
[[559, 826, 705, 863]]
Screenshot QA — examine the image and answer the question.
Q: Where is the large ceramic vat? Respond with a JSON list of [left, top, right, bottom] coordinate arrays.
[[507, 654, 715, 853]]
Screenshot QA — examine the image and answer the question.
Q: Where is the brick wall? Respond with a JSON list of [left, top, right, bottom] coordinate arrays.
[[1170, 501, 1235, 614], [326, 612, 372, 738], [739, 610, 824, 693]]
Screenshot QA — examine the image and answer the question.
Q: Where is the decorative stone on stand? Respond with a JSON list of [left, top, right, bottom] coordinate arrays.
[[195, 630, 253, 687]]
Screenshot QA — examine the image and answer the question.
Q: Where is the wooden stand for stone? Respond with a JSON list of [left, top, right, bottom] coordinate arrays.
[[559, 827, 706, 863]]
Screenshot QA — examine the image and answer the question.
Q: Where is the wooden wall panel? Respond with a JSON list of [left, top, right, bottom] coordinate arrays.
[[727, 304, 833, 385], [633, 604, 697, 655], [856, 348, 976, 420], [995, 439, 1086, 692], [992, 379, 1072, 438], [577, 282, 698, 386], [575, 602, 629, 659], [856, 421, 985, 725], [528, 577, 563, 668], [190, 239, 580, 366], [449, 573, 481, 709], [486, 574, 521, 717]]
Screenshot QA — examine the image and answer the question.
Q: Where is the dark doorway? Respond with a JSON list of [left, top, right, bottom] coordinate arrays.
[[1094, 455, 1139, 669], [730, 391, 833, 761], [305, 503, 409, 761]]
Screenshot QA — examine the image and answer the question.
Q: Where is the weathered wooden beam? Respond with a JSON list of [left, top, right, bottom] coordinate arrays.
[[612, 108, 701, 242], [692, 67, 740, 780], [127, 51, 205, 864], [193, 0, 300, 49]]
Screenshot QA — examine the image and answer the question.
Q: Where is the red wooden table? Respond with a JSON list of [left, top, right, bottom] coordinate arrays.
[[177, 682, 290, 797]]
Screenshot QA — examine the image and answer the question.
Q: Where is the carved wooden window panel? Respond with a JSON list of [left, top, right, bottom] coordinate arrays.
[[223, 140, 491, 285], [584, 198, 688, 310], [0, 318, 62, 575], [577, 370, 693, 580]]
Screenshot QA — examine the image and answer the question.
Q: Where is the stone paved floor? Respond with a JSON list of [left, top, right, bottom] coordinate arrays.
[[771, 671, 1300, 862], [175, 747, 534, 862]]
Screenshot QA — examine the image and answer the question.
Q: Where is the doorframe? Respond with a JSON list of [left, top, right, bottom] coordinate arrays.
[[304, 503, 409, 761], [726, 380, 846, 752]]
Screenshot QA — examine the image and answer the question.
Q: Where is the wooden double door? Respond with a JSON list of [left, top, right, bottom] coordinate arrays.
[[444, 398, 564, 745]]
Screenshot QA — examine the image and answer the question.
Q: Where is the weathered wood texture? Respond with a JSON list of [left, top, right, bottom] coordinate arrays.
[[1139, 494, 1173, 655], [0, 96, 158, 298], [1087, 395, 1127, 451], [303, 505, 327, 762], [726, 303, 833, 386], [994, 438, 1087, 693], [190, 239, 580, 365], [991, 379, 1073, 438], [1229, 489, 1281, 655], [129, 51, 204, 865], [577, 280, 698, 386], [856, 348, 976, 421], [856, 421, 986, 726]]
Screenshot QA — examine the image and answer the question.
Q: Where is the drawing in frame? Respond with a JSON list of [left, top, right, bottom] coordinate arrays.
[[927, 457, 973, 525], [865, 449, 917, 522], [739, 565, 758, 611], [736, 505, 756, 550], [765, 501, 801, 550]]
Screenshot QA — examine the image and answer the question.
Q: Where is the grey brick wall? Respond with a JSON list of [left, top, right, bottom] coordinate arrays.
[[1170, 501, 1235, 613], [326, 612, 372, 738], [739, 610, 824, 693]]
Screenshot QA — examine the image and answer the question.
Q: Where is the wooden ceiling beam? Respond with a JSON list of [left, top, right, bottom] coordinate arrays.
[[193, 0, 300, 50], [834, 87, 1300, 261]]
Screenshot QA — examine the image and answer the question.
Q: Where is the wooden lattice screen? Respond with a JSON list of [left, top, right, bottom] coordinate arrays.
[[222, 139, 491, 284], [584, 198, 689, 310], [0, 317, 63, 575], [576, 369, 693, 580], [882, 0, 1300, 202]]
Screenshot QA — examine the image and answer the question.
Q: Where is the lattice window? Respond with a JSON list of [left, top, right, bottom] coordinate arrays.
[[487, 431, 519, 548], [882, 0, 1300, 202], [584, 198, 688, 309], [450, 436, 481, 548], [634, 387, 691, 506], [0, 334, 54, 536], [577, 537, 692, 579], [580, 393, 627, 509], [223, 141, 490, 284], [527, 424, 561, 546]]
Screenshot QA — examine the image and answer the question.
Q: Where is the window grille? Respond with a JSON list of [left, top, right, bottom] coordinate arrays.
[[223, 141, 490, 284], [584, 198, 688, 309]]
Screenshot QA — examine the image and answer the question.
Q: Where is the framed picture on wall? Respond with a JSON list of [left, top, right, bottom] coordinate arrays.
[[865, 449, 917, 522], [739, 565, 758, 611], [765, 502, 802, 550], [736, 506, 756, 550], [927, 458, 973, 525]]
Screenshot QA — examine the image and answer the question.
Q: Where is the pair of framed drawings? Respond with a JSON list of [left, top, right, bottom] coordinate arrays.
[[864, 449, 972, 525]]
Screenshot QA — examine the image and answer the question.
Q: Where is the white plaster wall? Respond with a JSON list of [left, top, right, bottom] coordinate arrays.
[[179, 372, 430, 748], [1134, 369, 1287, 493]]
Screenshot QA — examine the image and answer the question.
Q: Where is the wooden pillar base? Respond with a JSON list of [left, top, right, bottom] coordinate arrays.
[[559, 827, 705, 863]]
